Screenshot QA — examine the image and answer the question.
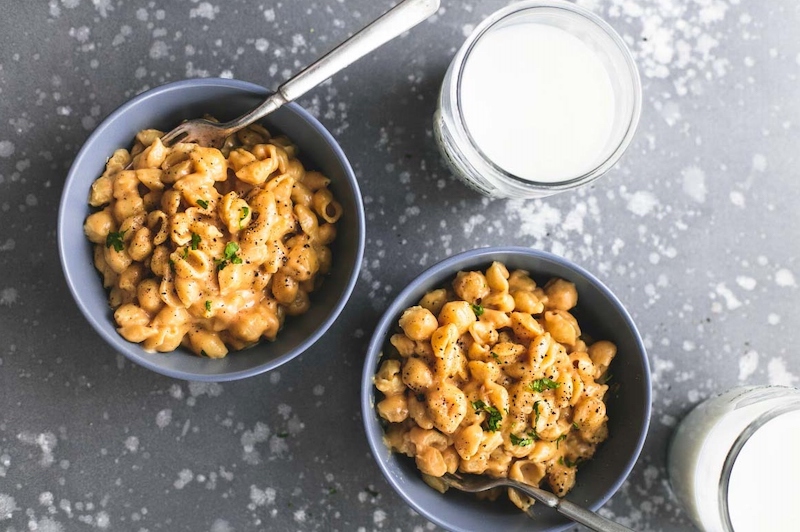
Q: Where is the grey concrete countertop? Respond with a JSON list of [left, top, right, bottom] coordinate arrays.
[[1, 1, 798, 531]]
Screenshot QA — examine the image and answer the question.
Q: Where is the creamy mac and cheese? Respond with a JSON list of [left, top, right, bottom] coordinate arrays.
[[374, 262, 616, 510], [83, 124, 341, 357]]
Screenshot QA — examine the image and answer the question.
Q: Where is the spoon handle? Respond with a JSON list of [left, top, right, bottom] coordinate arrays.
[[512, 482, 634, 532], [554, 498, 635, 532], [227, 0, 440, 130]]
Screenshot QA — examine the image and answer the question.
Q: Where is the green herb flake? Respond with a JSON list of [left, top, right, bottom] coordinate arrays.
[[216, 241, 242, 270], [105, 230, 126, 252], [471, 400, 487, 412], [205, 300, 211, 312], [196, 199, 209, 209], [573, 421, 580, 430], [555, 434, 567, 449], [471, 303, 484, 317], [200, 350, 208, 357], [190, 232, 201, 250], [328, 487, 337, 495], [510, 433, 533, 446], [471, 400, 503, 432], [530, 377, 560, 393], [491, 352, 500, 362], [239, 206, 250, 228], [484, 406, 503, 432], [277, 431, 289, 438], [597, 373, 613, 385]]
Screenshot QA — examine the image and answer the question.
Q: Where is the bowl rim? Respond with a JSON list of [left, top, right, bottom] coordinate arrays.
[[360, 246, 651, 531], [57, 78, 366, 381]]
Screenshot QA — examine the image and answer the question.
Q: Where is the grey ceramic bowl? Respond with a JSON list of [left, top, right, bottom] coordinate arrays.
[[361, 247, 650, 532], [58, 78, 365, 381]]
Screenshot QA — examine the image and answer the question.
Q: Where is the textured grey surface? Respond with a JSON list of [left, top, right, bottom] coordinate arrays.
[[0, 1, 798, 531]]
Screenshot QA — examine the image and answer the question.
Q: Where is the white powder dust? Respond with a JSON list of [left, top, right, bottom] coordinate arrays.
[[738, 350, 759, 381]]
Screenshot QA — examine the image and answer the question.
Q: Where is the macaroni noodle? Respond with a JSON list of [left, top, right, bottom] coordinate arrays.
[[374, 262, 616, 510], [84, 124, 341, 357]]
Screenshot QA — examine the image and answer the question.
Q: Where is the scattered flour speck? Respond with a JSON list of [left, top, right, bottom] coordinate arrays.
[[714, 283, 741, 310], [775, 268, 796, 287], [189, 1, 217, 19], [752, 153, 767, 172], [155, 409, 172, 428], [729, 190, 745, 207], [0, 141, 15, 158], [626, 190, 658, 216], [767, 358, 798, 386], [0, 493, 18, 520], [210, 519, 233, 532], [0, 287, 18, 306], [681, 166, 707, 203], [735, 276, 756, 291], [738, 350, 759, 381], [174, 469, 194, 489], [124, 436, 139, 453]]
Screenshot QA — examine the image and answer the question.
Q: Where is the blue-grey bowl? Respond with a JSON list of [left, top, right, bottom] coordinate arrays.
[[58, 78, 365, 381], [361, 247, 650, 532]]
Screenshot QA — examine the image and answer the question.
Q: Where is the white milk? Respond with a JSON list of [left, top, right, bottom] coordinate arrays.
[[667, 386, 800, 532], [727, 409, 800, 531], [459, 23, 616, 183]]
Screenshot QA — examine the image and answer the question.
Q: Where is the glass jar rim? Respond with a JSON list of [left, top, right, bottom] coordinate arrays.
[[451, 0, 642, 191]]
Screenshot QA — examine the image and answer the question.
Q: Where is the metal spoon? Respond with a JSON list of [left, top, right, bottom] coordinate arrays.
[[439, 472, 634, 532], [159, 0, 441, 148]]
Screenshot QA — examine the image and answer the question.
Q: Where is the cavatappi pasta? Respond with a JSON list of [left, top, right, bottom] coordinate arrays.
[[83, 124, 341, 357], [374, 262, 616, 511]]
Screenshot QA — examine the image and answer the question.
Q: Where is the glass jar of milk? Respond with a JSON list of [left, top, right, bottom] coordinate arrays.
[[667, 386, 800, 532], [434, 0, 641, 198]]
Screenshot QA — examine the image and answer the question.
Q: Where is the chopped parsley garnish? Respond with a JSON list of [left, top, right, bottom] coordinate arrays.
[[530, 378, 560, 393], [573, 421, 580, 430], [196, 199, 209, 209], [328, 487, 337, 495], [472, 400, 503, 432], [215, 241, 243, 270], [190, 232, 201, 250], [105, 230, 126, 252], [555, 434, 567, 449], [277, 431, 289, 438], [471, 303, 484, 317], [200, 350, 208, 357], [239, 206, 250, 228], [484, 406, 502, 431], [471, 400, 487, 412], [510, 433, 533, 446], [205, 300, 211, 312], [491, 352, 500, 362]]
